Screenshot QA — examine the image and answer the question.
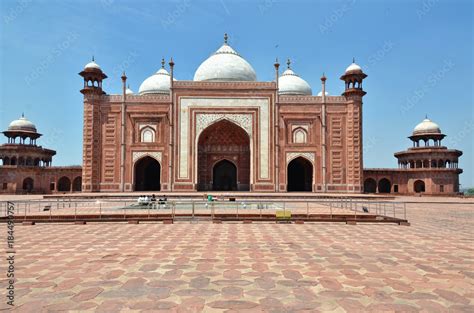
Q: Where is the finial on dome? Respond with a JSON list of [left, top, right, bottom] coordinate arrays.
[[224, 33, 228, 44], [127, 84, 130, 89], [22, 112, 24, 118], [352, 57, 355, 63], [161, 58, 165, 68], [425, 114, 428, 119], [92, 55, 95, 62], [287, 58, 291, 69]]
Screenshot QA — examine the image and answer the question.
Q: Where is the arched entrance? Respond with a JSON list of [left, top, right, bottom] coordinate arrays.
[[378, 178, 391, 193], [364, 178, 377, 193], [134, 156, 161, 191], [22, 177, 34, 192], [72, 177, 82, 192], [197, 120, 250, 191], [57, 176, 71, 192], [287, 157, 313, 192], [212, 159, 237, 191], [414, 180, 425, 193]]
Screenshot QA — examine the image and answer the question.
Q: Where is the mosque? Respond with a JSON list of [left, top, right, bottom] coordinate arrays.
[[0, 35, 463, 195]]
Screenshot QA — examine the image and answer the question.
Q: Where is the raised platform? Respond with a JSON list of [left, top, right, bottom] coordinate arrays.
[[43, 191, 396, 201], [4, 212, 408, 225]]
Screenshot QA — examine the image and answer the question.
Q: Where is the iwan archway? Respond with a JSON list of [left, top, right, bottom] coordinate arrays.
[[134, 156, 161, 191], [197, 119, 250, 191]]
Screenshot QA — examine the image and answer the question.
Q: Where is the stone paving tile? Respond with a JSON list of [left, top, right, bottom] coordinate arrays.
[[3, 199, 474, 312]]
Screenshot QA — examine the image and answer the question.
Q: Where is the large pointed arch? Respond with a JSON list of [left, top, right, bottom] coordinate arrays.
[[197, 119, 250, 191]]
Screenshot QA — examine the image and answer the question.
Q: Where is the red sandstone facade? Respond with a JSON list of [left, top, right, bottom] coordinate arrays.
[[79, 61, 366, 193]]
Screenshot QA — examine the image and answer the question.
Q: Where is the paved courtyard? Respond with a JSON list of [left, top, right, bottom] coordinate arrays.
[[1, 197, 473, 312]]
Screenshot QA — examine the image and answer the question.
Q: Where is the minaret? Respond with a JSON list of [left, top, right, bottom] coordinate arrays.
[[79, 57, 107, 192], [340, 59, 367, 192], [168, 57, 175, 191], [340, 58, 367, 97], [79, 56, 107, 95], [120, 71, 127, 192], [321, 73, 327, 192], [274, 58, 280, 191]]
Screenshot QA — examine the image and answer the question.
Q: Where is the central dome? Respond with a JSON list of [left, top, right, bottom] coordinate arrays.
[[194, 35, 257, 82]]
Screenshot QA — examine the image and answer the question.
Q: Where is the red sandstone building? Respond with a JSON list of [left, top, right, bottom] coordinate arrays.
[[0, 115, 82, 194], [363, 118, 462, 195], [0, 35, 463, 195], [77, 35, 462, 195]]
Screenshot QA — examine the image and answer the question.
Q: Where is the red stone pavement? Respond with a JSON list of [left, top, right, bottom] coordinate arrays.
[[0, 197, 473, 312]]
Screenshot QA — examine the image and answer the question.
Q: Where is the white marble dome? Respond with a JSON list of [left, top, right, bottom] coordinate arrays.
[[139, 67, 175, 95], [345, 62, 362, 73], [125, 86, 134, 95], [278, 67, 312, 96], [317, 91, 329, 96], [194, 40, 257, 82], [413, 118, 441, 135], [84, 59, 101, 70], [8, 115, 37, 132]]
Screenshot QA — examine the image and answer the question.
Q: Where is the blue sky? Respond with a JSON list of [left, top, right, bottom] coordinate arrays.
[[1, 0, 473, 187]]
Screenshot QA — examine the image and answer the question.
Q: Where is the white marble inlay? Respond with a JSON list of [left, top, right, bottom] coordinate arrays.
[[286, 152, 315, 164], [179, 97, 270, 180], [132, 151, 162, 163]]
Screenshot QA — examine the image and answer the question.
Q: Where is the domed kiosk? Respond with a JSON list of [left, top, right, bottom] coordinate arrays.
[[364, 116, 462, 195], [0, 114, 81, 194]]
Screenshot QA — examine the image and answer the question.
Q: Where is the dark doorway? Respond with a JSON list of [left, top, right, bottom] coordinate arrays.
[[378, 178, 391, 193], [134, 156, 161, 191], [414, 180, 425, 193], [22, 177, 34, 192], [57, 176, 71, 192], [212, 159, 237, 191], [364, 178, 377, 193], [72, 177, 82, 192], [287, 157, 313, 192]]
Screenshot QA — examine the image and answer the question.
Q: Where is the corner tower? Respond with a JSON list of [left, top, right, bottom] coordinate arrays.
[[340, 59, 367, 192], [79, 58, 107, 192]]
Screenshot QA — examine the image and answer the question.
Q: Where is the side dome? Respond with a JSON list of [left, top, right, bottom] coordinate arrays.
[[139, 63, 175, 95], [413, 118, 441, 135], [125, 85, 134, 95], [8, 115, 37, 132], [278, 60, 312, 95], [317, 91, 329, 96], [194, 35, 257, 82]]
